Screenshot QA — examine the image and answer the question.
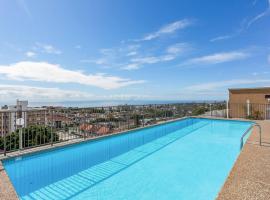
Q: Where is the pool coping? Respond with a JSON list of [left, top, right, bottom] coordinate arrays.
[[0, 162, 18, 199], [0, 116, 257, 200]]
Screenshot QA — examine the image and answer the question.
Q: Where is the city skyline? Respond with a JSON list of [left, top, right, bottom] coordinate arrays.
[[0, 0, 270, 102]]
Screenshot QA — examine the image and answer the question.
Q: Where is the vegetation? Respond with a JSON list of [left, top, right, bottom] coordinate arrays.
[[192, 106, 208, 115], [247, 110, 263, 120], [0, 125, 59, 152]]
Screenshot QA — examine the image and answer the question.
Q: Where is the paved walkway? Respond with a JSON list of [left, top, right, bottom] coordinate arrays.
[[217, 120, 270, 199]]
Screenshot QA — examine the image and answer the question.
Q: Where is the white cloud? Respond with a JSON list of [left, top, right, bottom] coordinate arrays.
[[166, 43, 190, 54], [141, 19, 192, 41], [126, 51, 137, 56], [185, 79, 270, 91], [82, 22, 192, 71], [25, 51, 36, 57], [0, 84, 151, 101], [75, 45, 81, 49], [182, 51, 249, 66], [247, 0, 270, 28], [0, 61, 144, 89], [122, 63, 140, 70], [16, 0, 32, 18], [81, 58, 108, 65], [131, 56, 162, 64], [122, 55, 175, 70], [210, 1, 270, 42], [253, 0, 259, 6], [122, 43, 191, 70], [35, 43, 62, 55], [210, 35, 235, 42], [0, 84, 94, 101]]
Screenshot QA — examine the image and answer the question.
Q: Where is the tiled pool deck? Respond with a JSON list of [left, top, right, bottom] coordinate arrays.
[[0, 118, 269, 200]]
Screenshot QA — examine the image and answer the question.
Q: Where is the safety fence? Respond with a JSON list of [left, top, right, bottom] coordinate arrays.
[[0, 102, 226, 155]]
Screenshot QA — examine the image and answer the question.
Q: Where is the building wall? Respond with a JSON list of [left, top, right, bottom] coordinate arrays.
[[0, 110, 47, 135], [229, 88, 270, 119]]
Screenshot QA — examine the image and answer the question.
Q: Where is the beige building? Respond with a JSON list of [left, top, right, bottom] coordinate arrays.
[[0, 100, 47, 136], [229, 87, 270, 119]]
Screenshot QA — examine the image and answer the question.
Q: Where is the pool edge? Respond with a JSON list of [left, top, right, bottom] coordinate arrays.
[[0, 161, 19, 200], [0, 116, 256, 200], [216, 120, 270, 200]]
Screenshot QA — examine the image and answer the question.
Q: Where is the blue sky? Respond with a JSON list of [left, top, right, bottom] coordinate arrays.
[[0, 0, 270, 102]]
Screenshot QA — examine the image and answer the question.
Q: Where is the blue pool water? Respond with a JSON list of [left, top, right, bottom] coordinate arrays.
[[3, 118, 252, 200]]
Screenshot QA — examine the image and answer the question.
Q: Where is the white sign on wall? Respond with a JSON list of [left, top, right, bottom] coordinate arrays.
[[16, 118, 25, 126]]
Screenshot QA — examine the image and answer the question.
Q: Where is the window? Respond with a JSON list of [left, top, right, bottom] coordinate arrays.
[[265, 95, 270, 102]]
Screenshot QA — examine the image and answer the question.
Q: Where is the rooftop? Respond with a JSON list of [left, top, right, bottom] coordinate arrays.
[[229, 87, 270, 93]]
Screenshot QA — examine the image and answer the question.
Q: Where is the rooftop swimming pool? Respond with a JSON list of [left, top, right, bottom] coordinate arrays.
[[3, 118, 253, 200]]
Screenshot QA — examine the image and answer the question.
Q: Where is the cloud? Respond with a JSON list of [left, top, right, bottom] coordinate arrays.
[[185, 79, 270, 91], [211, 0, 270, 42], [247, 0, 270, 28], [253, 0, 259, 6], [122, 55, 174, 70], [122, 43, 191, 70], [140, 19, 193, 41], [25, 51, 36, 57], [82, 21, 192, 71], [16, 0, 31, 18], [0, 61, 145, 89], [122, 63, 140, 70], [35, 43, 62, 55], [75, 45, 81, 49], [210, 35, 236, 42], [181, 51, 249, 66], [82, 44, 141, 67], [126, 51, 137, 56], [166, 43, 191, 54], [0, 84, 93, 101], [0, 84, 151, 102]]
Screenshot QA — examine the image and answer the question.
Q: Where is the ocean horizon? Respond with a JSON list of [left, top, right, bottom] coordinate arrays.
[[25, 100, 224, 108]]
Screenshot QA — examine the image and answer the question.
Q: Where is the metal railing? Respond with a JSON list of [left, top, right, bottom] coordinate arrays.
[[2, 101, 266, 155], [1, 102, 226, 156], [240, 123, 262, 150], [228, 103, 270, 120]]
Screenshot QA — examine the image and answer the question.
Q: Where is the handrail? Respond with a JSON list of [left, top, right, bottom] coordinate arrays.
[[240, 123, 262, 150]]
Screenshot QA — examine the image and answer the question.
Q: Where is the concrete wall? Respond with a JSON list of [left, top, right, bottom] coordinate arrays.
[[229, 88, 270, 119]]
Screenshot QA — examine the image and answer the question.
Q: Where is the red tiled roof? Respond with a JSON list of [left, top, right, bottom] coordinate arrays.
[[79, 124, 93, 131], [96, 126, 110, 135]]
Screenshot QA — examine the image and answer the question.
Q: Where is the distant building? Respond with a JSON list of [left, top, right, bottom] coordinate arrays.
[[0, 100, 47, 136], [229, 87, 270, 119], [47, 114, 72, 128]]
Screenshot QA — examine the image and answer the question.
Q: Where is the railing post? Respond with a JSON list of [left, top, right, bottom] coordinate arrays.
[[256, 124, 262, 146], [226, 101, 229, 119], [154, 104, 157, 123], [2, 112, 7, 156], [19, 128, 23, 150], [51, 110, 54, 146], [142, 114, 145, 127], [210, 104, 212, 117]]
